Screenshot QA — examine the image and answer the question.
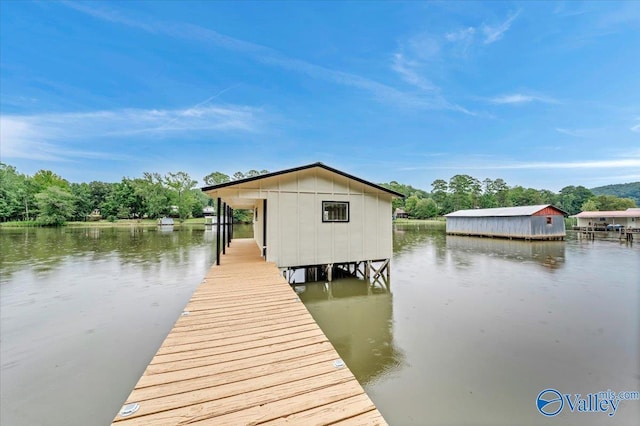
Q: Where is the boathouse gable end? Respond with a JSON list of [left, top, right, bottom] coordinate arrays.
[[202, 163, 402, 269], [445, 205, 567, 240]]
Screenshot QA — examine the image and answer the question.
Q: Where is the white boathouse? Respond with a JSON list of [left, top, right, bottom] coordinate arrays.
[[202, 162, 404, 282]]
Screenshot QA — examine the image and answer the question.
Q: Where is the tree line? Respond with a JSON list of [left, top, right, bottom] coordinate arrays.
[[0, 163, 268, 225], [2, 163, 636, 225], [382, 174, 637, 219]]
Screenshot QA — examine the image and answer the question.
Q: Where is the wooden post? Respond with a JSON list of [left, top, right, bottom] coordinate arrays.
[[327, 264, 333, 282], [216, 197, 221, 266]]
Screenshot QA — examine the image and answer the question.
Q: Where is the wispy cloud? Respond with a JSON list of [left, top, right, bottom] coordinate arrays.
[[401, 157, 640, 171], [482, 11, 521, 44], [390, 10, 520, 108], [61, 1, 465, 113], [631, 118, 640, 132], [555, 127, 599, 137], [489, 93, 559, 105], [0, 104, 262, 162], [391, 53, 437, 92]]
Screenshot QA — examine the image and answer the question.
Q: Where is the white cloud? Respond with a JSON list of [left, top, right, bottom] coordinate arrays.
[[0, 104, 262, 162], [391, 53, 437, 92], [489, 93, 558, 105], [489, 159, 640, 170], [555, 127, 598, 137], [631, 118, 640, 132], [482, 11, 521, 44], [400, 157, 640, 171], [62, 1, 464, 113], [445, 27, 476, 42]]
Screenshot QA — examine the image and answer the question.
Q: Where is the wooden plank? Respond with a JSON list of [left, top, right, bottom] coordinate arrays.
[[158, 320, 319, 349], [136, 342, 337, 389], [146, 334, 330, 373], [260, 393, 377, 425], [194, 382, 369, 425], [115, 369, 355, 424], [130, 350, 339, 403], [331, 410, 387, 425], [112, 238, 386, 425]]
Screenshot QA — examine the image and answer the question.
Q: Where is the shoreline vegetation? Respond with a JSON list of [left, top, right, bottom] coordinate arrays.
[[2, 163, 637, 228], [1, 218, 451, 228], [0, 218, 211, 228]]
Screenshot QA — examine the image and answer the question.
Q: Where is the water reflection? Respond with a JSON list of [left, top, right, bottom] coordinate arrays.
[[0, 224, 252, 426], [446, 235, 566, 270], [298, 278, 404, 386]]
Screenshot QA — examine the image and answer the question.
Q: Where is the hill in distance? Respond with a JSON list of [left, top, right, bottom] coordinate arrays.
[[590, 182, 640, 206]]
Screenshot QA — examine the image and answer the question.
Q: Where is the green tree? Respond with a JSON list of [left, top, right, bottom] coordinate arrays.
[[132, 173, 171, 219], [493, 178, 510, 206], [413, 198, 438, 219], [35, 187, 76, 226], [593, 195, 636, 211], [203, 171, 230, 185], [101, 179, 142, 219], [581, 199, 599, 211], [191, 190, 213, 218], [404, 195, 419, 217], [232, 171, 245, 181], [165, 171, 197, 220], [0, 163, 33, 221], [70, 182, 93, 221], [449, 174, 476, 211], [431, 179, 448, 214], [31, 170, 70, 193], [559, 186, 594, 215], [88, 181, 115, 212], [538, 189, 557, 206]]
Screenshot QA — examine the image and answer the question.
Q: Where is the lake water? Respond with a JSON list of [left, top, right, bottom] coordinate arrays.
[[1, 224, 638, 425]]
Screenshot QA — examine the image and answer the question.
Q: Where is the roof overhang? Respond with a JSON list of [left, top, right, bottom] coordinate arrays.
[[571, 211, 640, 218], [445, 204, 568, 218], [201, 162, 404, 209]]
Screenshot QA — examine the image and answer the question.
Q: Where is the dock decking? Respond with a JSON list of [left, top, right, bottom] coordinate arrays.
[[112, 238, 386, 425]]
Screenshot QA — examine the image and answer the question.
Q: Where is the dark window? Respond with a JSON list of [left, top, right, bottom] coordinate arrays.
[[546, 217, 552, 225], [322, 201, 349, 222]]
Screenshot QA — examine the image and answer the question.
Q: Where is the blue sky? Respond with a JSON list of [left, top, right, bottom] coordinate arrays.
[[1, 1, 639, 192]]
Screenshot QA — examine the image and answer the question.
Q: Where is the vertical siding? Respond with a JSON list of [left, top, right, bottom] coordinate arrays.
[[446, 215, 566, 238], [251, 170, 394, 268]]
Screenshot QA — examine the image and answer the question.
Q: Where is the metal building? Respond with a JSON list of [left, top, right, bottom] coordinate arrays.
[[445, 205, 567, 240]]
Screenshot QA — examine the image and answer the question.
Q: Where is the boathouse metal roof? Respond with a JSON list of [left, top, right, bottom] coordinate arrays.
[[445, 204, 567, 218], [571, 209, 640, 218], [201, 162, 405, 198]]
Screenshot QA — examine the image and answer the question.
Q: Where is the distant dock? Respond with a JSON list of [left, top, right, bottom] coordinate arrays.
[[112, 238, 386, 425]]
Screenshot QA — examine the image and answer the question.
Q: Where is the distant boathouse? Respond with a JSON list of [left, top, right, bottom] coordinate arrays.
[[445, 205, 567, 240]]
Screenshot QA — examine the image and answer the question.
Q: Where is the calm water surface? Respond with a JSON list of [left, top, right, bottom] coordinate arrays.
[[1, 224, 638, 425]]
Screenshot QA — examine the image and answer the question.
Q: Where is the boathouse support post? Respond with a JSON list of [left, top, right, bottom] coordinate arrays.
[[229, 208, 233, 245], [222, 202, 227, 255], [226, 205, 232, 247], [216, 197, 221, 266]]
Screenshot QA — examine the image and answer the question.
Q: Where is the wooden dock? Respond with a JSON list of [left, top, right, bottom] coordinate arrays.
[[112, 238, 386, 425]]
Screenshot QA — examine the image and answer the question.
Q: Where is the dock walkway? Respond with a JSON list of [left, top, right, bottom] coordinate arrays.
[[113, 238, 386, 425]]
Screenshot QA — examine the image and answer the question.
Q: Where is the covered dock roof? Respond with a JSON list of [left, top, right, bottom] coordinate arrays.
[[445, 204, 567, 218], [571, 209, 639, 219], [201, 162, 404, 208]]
